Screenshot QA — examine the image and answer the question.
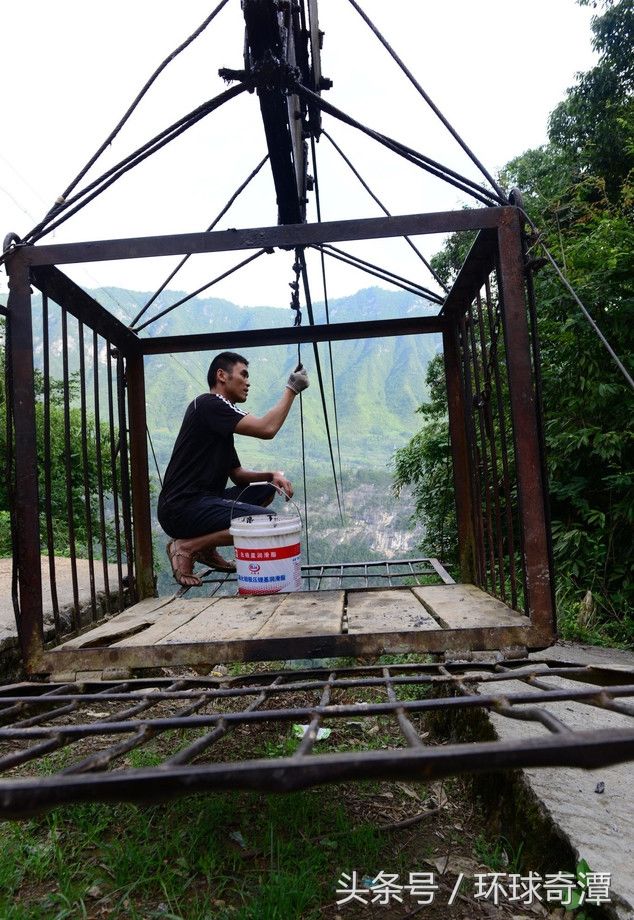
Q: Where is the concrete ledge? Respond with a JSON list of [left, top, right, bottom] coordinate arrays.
[[434, 646, 634, 920]]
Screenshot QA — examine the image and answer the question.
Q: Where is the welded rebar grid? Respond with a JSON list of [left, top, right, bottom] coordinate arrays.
[[1, 660, 633, 817]]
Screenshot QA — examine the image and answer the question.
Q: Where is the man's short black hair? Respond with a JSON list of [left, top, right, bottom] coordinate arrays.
[[207, 352, 248, 389]]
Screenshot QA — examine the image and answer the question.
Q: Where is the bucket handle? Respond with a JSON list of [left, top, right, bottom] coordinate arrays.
[[229, 481, 302, 527]]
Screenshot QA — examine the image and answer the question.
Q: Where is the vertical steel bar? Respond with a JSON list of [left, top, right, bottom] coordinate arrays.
[[116, 352, 135, 597], [459, 315, 487, 587], [442, 320, 477, 583], [78, 321, 97, 622], [520, 223, 557, 624], [496, 211, 555, 636], [475, 292, 506, 601], [3, 305, 20, 626], [484, 276, 518, 608], [125, 352, 155, 601], [41, 294, 61, 634], [106, 345, 124, 611], [60, 307, 80, 631], [93, 331, 111, 614], [5, 252, 44, 671], [467, 305, 497, 593]]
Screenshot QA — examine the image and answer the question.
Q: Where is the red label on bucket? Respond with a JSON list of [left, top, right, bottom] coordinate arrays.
[[235, 543, 300, 561]]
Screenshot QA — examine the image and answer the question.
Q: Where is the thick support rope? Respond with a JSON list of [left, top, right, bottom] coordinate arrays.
[[135, 249, 268, 333], [131, 154, 270, 329], [294, 83, 503, 208], [27, 85, 248, 245], [296, 249, 345, 522], [520, 209, 634, 392], [322, 130, 449, 293], [43, 0, 231, 221], [344, 0, 508, 203], [313, 243, 441, 302], [310, 136, 345, 508]]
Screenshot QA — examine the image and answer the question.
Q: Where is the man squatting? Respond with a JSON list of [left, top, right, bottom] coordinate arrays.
[[158, 351, 310, 587]]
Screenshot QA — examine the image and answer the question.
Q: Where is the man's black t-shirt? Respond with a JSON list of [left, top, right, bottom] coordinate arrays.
[[159, 393, 247, 506]]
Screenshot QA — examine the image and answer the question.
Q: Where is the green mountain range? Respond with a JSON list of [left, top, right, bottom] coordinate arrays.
[[118, 284, 440, 475], [27, 282, 440, 474]]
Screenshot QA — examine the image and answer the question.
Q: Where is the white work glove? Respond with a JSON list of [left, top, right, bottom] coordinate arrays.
[[286, 363, 309, 394]]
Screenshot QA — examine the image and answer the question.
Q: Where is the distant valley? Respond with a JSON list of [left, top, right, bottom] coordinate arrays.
[[25, 284, 439, 580]]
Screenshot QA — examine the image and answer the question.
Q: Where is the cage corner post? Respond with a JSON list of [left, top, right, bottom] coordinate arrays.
[[6, 249, 46, 674], [496, 208, 556, 645], [126, 348, 155, 601]]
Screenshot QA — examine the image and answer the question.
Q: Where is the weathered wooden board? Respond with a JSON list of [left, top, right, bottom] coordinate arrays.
[[346, 589, 440, 634], [158, 593, 287, 644], [112, 598, 223, 647], [412, 584, 529, 628], [255, 591, 344, 638], [55, 596, 173, 649]]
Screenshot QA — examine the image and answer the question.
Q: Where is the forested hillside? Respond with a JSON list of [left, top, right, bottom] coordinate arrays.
[[1, 286, 438, 572], [395, 0, 633, 645]]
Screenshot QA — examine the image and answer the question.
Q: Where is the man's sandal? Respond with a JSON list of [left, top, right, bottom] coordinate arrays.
[[194, 548, 237, 573], [166, 541, 202, 588]]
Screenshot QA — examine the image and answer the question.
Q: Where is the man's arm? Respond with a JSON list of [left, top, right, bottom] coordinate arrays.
[[229, 467, 293, 497], [234, 364, 309, 440], [234, 389, 296, 440]]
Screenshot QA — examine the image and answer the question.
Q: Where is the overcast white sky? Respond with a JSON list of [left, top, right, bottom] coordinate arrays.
[[0, 0, 597, 314]]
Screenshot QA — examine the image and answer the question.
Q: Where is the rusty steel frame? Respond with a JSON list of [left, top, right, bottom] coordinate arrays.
[[4, 205, 555, 676], [1, 659, 632, 817]]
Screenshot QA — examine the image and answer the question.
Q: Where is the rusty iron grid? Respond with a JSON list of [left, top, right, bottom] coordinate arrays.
[[1, 659, 632, 817], [190, 557, 455, 594]]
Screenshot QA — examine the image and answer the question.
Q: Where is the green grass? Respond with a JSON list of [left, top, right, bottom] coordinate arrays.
[[0, 660, 437, 919], [0, 784, 399, 920], [558, 606, 634, 649], [473, 833, 525, 874]]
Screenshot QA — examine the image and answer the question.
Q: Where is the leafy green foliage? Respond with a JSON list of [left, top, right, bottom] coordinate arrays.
[[549, 0, 633, 201], [0, 321, 114, 559], [394, 0, 634, 643], [392, 355, 456, 564]]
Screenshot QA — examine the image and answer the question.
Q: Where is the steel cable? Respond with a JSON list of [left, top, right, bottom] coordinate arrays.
[[131, 153, 270, 328], [322, 130, 449, 292], [134, 249, 268, 333], [297, 346, 311, 568], [309, 136, 345, 511], [519, 208, 634, 392], [294, 83, 503, 208], [40, 0, 231, 225], [296, 249, 344, 522], [26, 85, 248, 245], [313, 243, 442, 302], [344, 0, 508, 203], [146, 425, 164, 490]]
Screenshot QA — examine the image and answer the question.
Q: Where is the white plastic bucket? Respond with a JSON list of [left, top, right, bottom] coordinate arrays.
[[230, 511, 303, 596]]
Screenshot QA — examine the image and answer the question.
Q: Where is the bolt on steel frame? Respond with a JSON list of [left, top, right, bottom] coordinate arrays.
[[4, 204, 556, 677]]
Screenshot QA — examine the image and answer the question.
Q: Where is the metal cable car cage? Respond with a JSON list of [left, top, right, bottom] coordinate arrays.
[[1, 658, 634, 818], [3, 205, 557, 678]]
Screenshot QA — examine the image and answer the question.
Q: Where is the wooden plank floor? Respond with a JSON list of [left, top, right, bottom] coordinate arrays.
[[54, 584, 529, 651]]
